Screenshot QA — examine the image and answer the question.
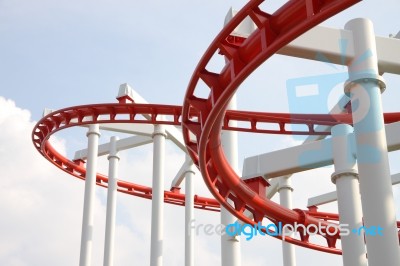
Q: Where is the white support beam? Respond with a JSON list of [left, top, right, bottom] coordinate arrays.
[[393, 173, 400, 184], [307, 191, 338, 207], [103, 136, 120, 266], [226, 10, 400, 75], [308, 173, 400, 207], [265, 178, 280, 199], [150, 125, 166, 266], [118, 84, 187, 152], [278, 176, 296, 266], [74, 135, 152, 161], [243, 122, 400, 180], [258, 94, 349, 199], [220, 96, 241, 266], [330, 124, 367, 266], [96, 123, 154, 137], [79, 124, 100, 266], [170, 157, 200, 189], [345, 19, 399, 265], [243, 138, 334, 179], [46, 84, 188, 154], [386, 121, 400, 152], [241, 92, 349, 200], [184, 156, 196, 266], [279, 26, 400, 75]]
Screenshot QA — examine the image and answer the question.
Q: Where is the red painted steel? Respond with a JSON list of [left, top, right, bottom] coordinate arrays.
[[181, 0, 362, 254], [32, 101, 400, 253], [31, 103, 362, 212]]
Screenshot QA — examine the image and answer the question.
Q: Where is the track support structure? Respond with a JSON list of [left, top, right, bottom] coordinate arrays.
[[331, 124, 366, 266], [220, 96, 241, 266], [345, 18, 400, 265], [184, 156, 196, 266], [79, 124, 101, 266], [103, 136, 120, 266], [150, 125, 167, 266], [278, 176, 296, 266]]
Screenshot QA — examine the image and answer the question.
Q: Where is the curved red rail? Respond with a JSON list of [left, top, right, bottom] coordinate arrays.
[[32, 103, 400, 253], [31, 102, 355, 211], [32, 103, 361, 211], [32, 101, 400, 253], [32, 103, 220, 211], [181, 0, 363, 254]]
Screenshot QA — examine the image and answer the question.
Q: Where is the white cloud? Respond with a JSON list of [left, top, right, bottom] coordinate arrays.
[[0, 97, 91, 265], [0, 97, 240, 265]]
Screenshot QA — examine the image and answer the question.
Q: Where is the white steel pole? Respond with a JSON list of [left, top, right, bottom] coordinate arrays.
[[184, 156, 195, 266], [278, 176, 296, 266], [331, 124, 367, 266], [150, 125, 166, 266], [221, 95, 241, 266], [79, 124, 101, 266], [345, 18, 400, 265], [103, 136, 120, 266]]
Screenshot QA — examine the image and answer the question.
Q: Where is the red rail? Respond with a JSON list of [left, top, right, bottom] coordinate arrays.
[[181, 0, 362, 254]]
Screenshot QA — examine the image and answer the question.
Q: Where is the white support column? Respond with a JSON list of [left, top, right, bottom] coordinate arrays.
[[221, 96, 241, 266], [79, 124, 101, 266], [331, 125, 367, 266], [278, 176, 296, 266], [345, 18, 400, 265], [103, 136, 120, 266], [150, 125, 166, 266], [184, 157, 195, 266]]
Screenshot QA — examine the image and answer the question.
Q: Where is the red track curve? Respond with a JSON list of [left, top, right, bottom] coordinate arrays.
[[32, 102, 400, 254], [31, 102, 362, 212], [32, 103, 219, 212], [181, 0, 369, 254]]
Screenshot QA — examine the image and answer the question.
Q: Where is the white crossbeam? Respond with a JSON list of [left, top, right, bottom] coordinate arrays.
[[171, 157, 200, 188], [95, 123, 154, 136], [307, 173, 400, 207], [119, 84, 187, 152], [243, 138, 334, 179], [278, 25, 400, 75], [242, 122, 400, 179], [228, 15, 400, 74], [74, 135, 152, 160]]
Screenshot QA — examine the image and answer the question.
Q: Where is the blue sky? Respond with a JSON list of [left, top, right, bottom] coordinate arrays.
[[1, 0, 400, 265]]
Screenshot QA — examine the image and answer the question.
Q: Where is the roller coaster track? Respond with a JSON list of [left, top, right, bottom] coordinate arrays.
[[181, 0, 363, 254], [33, 0, 400, 255]]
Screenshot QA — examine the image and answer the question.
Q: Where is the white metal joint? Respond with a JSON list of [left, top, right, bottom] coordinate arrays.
[[331, 169, 359, 184], [184, 171, 196, 176], [277, 185, 294, 192], [344, 75, 386, 94], [86, 125, 101, 137], [152, 131, 167, 139]]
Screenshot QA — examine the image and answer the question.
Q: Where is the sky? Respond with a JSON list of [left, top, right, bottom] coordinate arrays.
[[1, 0, 400, 265]]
